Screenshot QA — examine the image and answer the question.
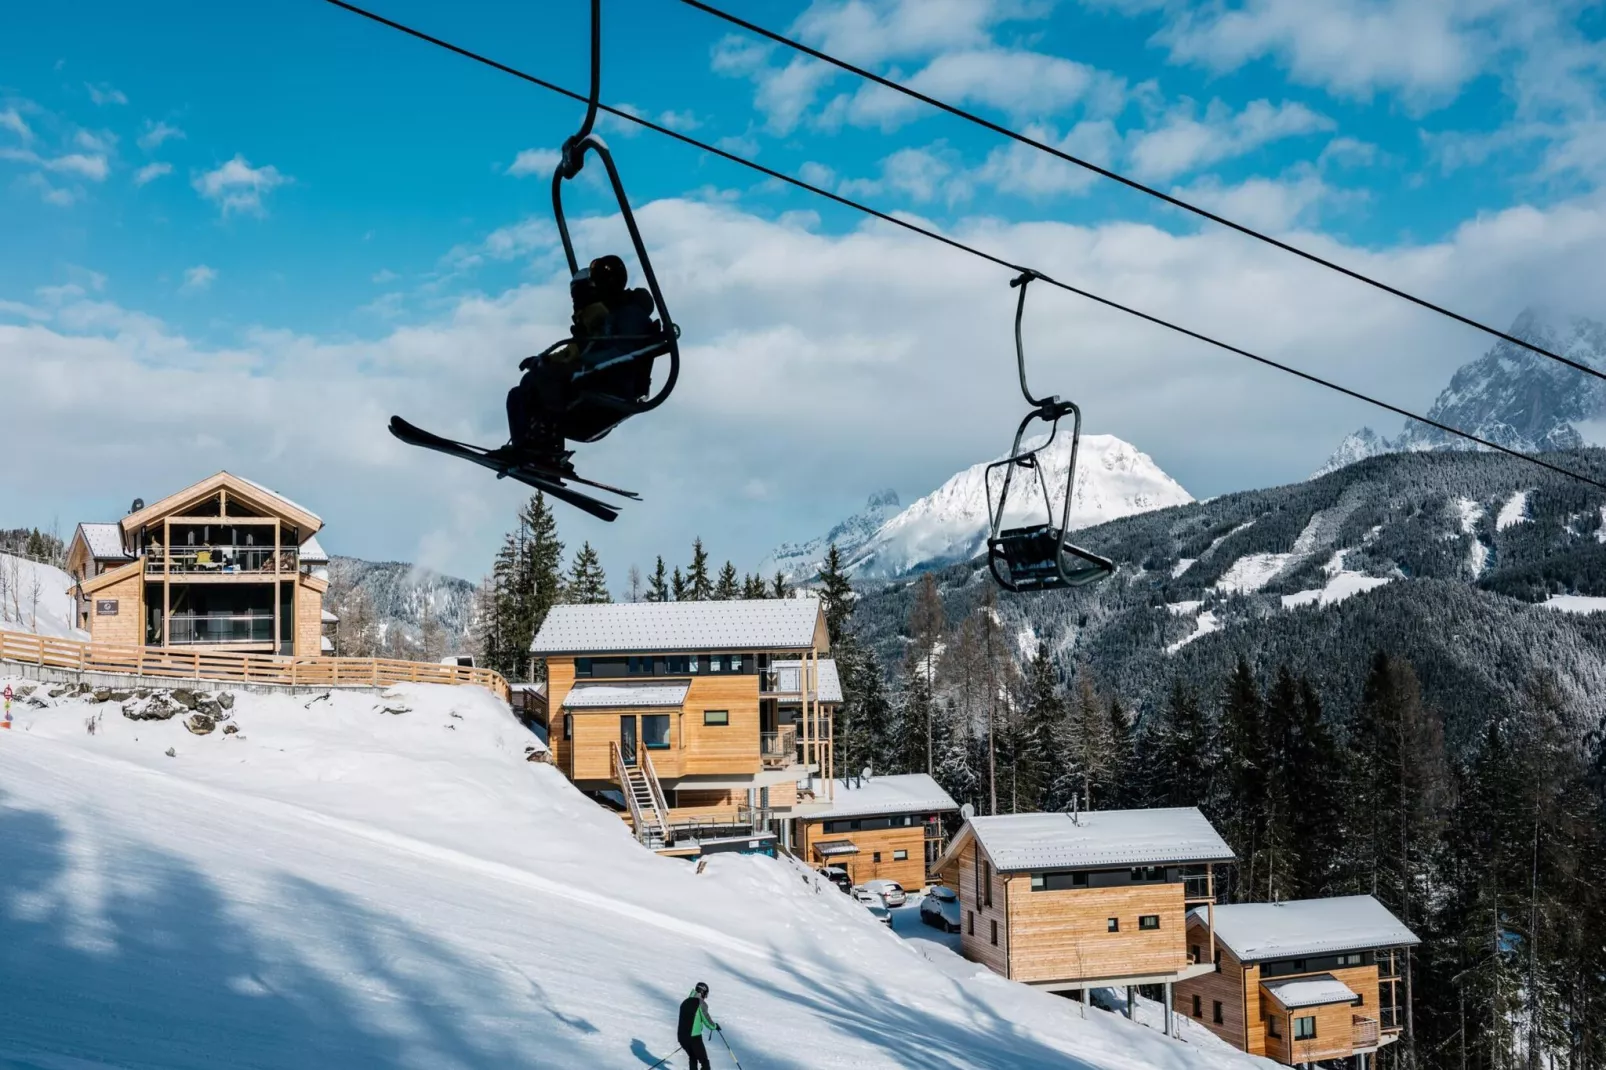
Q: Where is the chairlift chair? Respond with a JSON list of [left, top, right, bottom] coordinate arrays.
[[984, 272, 1115, 594]]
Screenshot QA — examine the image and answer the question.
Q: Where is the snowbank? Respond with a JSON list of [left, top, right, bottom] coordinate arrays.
[[0, 678, 1269, 1070], [0, 552, 84, 639]]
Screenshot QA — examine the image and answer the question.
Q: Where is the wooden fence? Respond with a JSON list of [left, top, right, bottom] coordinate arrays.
[[0, 628, 510, 701]]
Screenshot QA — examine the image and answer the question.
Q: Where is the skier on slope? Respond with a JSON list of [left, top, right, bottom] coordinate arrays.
[[676, 981, 719, 1070]]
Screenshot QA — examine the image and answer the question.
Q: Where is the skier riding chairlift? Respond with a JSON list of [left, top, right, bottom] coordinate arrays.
[[984, 271, 1115, 593], [387, 0, 677, 522]]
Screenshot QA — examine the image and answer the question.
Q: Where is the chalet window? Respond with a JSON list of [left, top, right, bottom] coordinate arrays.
[[1189, 943, 1201, 963], [1106, 918, 1119, 933], [562, 714, 572, 741], [1353, 994, 1364, 1007], [643, 715, 670, 749], [576, 658, 593, 677], [1030, 871, 1089, 891], [873, 852, 882, 863], [968, 912, 974, 936], [1337, 952, 1364, 967], [1293, 1016, 1316, 1041], [704, 710, 729, 726], [1031, 875, 1045, 891], [893, 850, 907, 861], [689, 656, 700, 673], [1212, 1001, 1223, 1025], [1130, 866, 1165, 882], [989, 919, 998, 946], [1139, 915, 1160, 931], [1191, 994, 1201, 1017], [730, 653, 744, 672], [666, 655, 690, 674], [1267, 1016, 1282, 1039], [709, 655, 723, 673], [983, 861, 993, 907]]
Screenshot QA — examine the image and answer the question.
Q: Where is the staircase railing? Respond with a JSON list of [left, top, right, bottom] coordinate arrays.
[[639, 748, 672, 846], [611, 741, 649, 845]]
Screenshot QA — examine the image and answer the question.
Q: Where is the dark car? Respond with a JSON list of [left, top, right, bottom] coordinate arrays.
[[920, 885, 961, 932], [819, 866, 853, 893]]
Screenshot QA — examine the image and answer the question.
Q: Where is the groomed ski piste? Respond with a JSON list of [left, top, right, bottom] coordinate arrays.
[[0, 678, 1271, 1070]]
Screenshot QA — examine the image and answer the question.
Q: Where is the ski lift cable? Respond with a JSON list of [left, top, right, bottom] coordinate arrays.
[[674, 0, 1606, 389], [317, 0, 1606, 494]]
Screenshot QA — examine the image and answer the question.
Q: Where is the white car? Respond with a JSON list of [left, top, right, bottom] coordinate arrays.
[[920, 885, 961, 932], [851, 886, 880, 906], [861, 879, 907, 907]]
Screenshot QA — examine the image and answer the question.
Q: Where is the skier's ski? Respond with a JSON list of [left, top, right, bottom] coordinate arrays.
[[389, 416, 624, 522]]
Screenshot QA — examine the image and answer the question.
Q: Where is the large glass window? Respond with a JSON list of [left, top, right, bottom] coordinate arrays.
[[1293, 1016, 1316, 1041], [643, 714, 670, 749], [576, 658, 592, 677]]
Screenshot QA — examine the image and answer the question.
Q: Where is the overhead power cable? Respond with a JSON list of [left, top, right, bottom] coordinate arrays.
[[675, 0, 1606, 388], [318, 0, 1606, 493]]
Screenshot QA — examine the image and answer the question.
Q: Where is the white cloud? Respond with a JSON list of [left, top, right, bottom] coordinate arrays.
[[372, 269, 399, 284], [1127, 99, 1334, 181], [133, 161, 172, 186], [791, 0, 1026, 65], [798, 161, 837, 188], [976, 120, 1120, 197], [506, 148, 562, 178], [85, 82, 128, 106], [7, 190, 1606, 579], [1169, 168, 1340, 231], [192, 154, 289, 216], [137, 120, 184, 152], [179, 265, 217, 294], [658, 109, 702, 131], [839, 145, 973, 204], [0, 147, 108, 181], [0, 108, 31, 141], [75, 129, 115, 153]]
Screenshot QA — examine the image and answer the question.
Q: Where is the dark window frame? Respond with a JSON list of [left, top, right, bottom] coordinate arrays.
[[575, 658, 592, 677], [1293, 1015, 1316, 1041], [562, 713, 572, 741], [1138, 915, 1160, 931], [983, 860, 993, 907], [989, 918, 998, 946], [893, 849, 908, 861], [643, 713, 671, 750], [1212, 1000, 1223, 1025], [703, 709, 730, 726], [1191, 994, 1201, 1018], [1106, 917, 1119, 933]]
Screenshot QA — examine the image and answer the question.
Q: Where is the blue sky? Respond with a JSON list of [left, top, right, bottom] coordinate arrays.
[[4, 0, 1605, 584]]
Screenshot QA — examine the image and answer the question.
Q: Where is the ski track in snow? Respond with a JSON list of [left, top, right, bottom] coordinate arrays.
[[1213, 553, 1294, 595], [0, 679, 1264, 1070], [1165, 611, 1219, 654], [1497, 491, 1530, 531], [1280, 572, 1392, 610], [1170, 558, 1195, 578]]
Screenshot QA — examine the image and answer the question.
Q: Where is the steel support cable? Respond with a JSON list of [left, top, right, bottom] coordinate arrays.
[[675, 0, 1606, 388], [318, 0, 1606, 493]]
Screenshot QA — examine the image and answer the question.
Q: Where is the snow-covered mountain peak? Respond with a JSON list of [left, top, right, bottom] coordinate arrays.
[[758, 489, 903, 582]]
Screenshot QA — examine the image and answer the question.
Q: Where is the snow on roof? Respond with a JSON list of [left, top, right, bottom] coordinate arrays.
[[321, 608, 340, 623], [772, 658, 843, 703], [320, 636, 334, 653], [814, 840, 860, 857], [966, 808, 1235, 872], [531, 599, 823, 654], [1196, 896, 1420, 962], [299, 535, 329, 564], [77, 523, 131, 560], [1262, 974, 1358, 1009], [234, 474, 322, 525], [562, 681, 691, 709], [807, 773, 958, 821]]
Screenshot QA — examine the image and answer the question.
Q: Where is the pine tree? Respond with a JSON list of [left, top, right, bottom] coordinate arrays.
[[1218, 656, 1269, 900], [1136, 680, 1214, 811], [1015, 642, 1065, 813], [816, 544, 854, 646], [933, 698, 980, 814], [566, 541, 611, 604], [1258, 665, 1301, 903], [671, 566, 689, 602], [1066, 670, 1114, 812], [907, 573, 945, 776], [687, 538, 712, 600], [517, 493, 566, 681], [647, 557, 669, 602], [714, 561, 740, 600], [771, 571, 791, 599], [1102, 696, 1135, 810], [894, 665, 935, 776], [742, 573, 767, 599], [1289, 676, 1345, 898]]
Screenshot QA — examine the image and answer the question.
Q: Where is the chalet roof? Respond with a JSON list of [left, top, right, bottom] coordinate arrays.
[[806, 773, 957, 822], [531, 599, 827, 655], [321, 609, 340, 623], [772, 657, 843, 703], [957, 808, 1235, 873], [1262, 974, 1359, 1010], [813, 839, 860, 857], [76, 523, 132, 561], [121, 472, 322, 536], [1195, 896, 1421, 963], [562, 681, 690, 709], [299, 535, 329, 564], [320, 636, 334, 653]]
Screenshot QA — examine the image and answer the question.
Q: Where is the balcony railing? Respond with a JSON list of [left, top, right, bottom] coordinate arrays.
[[146, 546, 297, 575], [167, 613, 274, 645], [761, 725, 798, 767], [1353, 1015, 1380, 1049]]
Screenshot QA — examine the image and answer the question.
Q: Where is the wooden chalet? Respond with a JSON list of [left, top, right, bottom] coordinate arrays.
[[1173, 896, 1418, 1068], [64, 472, 331, 658], [936, 807, 1233, 1033], [530, 599, 835, 855], [795, 772, 958, 889]]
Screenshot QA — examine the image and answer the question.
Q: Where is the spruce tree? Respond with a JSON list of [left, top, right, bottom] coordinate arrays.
[[566, 541, 611, 604], [671, 566, 689, 602], [895, 665, 935, 776], [816, 544, 855, 646], [1218, 656, 1268, 899], [687, 538, 712, 600], [715, 561, 740, 600], [1289, 676, 1344, 898], [518, 493, 566, 681], [742, 573, 767, 599], [907, 573, 945, 775], [771, 571, 791, 599], [647, 556, 669, 602], [933, 697, 980, 814], [1258, 665, 1301, 903], [1016, 642, 1065, 812], [1066, 670, 1114, 812], [1102, 696, 1135, 810], [1137, 680, 1214, 811]]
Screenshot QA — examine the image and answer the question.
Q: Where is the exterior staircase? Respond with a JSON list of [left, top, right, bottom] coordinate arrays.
[[613, 741, 671, 850]]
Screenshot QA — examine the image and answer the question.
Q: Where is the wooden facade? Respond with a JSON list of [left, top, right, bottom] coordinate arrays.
[[66, 473, 329, 659], [797, 821, 929, 890]]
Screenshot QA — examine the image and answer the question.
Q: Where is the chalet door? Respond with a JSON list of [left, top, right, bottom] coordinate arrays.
[[620, 716, 637, 766]]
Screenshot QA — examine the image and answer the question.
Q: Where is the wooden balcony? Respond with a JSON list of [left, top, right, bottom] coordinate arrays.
[[761, 724, 798, 768], [1353, 1015, 1380, 1049], [145, 546, 297, 577]]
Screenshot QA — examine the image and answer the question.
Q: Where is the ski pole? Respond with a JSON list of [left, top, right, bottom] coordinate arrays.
[[718, 1029, 744, 1070], [645, 1046, 682, 1069]]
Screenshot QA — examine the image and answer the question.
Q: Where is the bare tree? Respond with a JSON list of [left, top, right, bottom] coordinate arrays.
[[627, 564, 643, 603]]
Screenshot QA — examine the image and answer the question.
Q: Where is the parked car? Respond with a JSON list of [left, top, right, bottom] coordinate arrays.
[[819, 866, 853, 893], [920, 885, 961, 932], [861, 879, 907, 907], [851, 886, 880, 906], [865, 904, 893, 927]]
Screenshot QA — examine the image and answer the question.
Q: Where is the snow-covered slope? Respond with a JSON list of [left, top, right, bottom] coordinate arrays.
[[0, 677, 1267, 1070], [1315, 307, 1606, 476], [845, 434, 1192, 580], [758, 489, 901, 583], [0, 552, 84, 639]]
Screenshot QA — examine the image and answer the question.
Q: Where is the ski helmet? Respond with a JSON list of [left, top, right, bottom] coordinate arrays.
[[694, 982, 710, 997]]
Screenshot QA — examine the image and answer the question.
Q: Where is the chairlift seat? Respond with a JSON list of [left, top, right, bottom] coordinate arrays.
[[988, 524, 1114, 592]]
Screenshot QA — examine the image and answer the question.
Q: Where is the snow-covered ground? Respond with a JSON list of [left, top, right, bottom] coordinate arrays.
[[1539, 594, 1606, 614], [1166, 610, 1220, 654], [1213, 553, 1294, 595], [0, 552, 84, 639], [0, 677, 1268, 1070], [1497, 491, 1530, 531]]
